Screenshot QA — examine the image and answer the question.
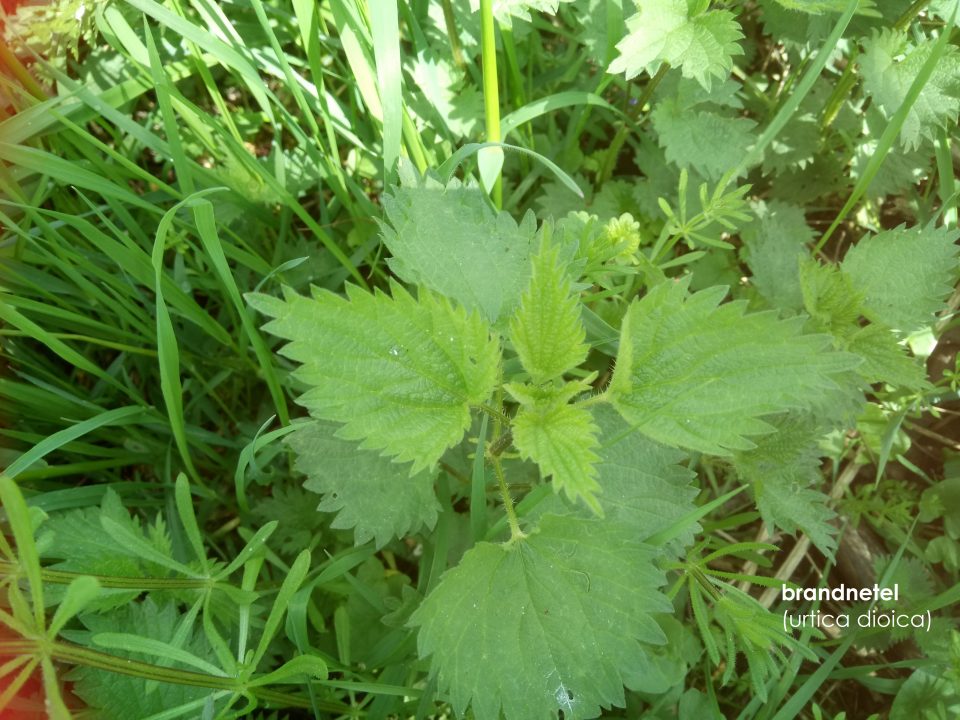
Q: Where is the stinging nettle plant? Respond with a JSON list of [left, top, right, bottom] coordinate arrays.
[[246, 161, 957, 718]]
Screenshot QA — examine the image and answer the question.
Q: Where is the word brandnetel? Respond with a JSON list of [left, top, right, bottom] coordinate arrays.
[[781, 583, 900, 602]]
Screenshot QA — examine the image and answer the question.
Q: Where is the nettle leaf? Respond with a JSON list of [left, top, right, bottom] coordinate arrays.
[[345, 558, 417, 663], [757, 0, 821, 45], [380, 167, 538, 324], [506, 382, 602, 513], [800, 260, 927, 388], [248, 283, 500, 473], [860, 29, 960, 150], [578, 0, 630, 65], [592, 404, 699, 547], [633, 131, 684, 217], [930, 0, 960, 23], [251, 485, 325, 555], [762, 112, 820, 175], [39, 489, 163, 577], [770, 149, 849, 206], [800, 258, 864, 335], [626, 615, 700, 694], [846, 324, 927, 389], [651, 98, 757, 181], [610, 0, 743, 90], [38, 489, 178, 609], [657, 73, 747, 110], [409, 52, 482, 139], [841, 223, 960, 335], [607, 279, 858, 455], [734, 413, 838, 556], [761, 479, 837, 556], [468, 0, 575, 23], [509, 242, 588, 383], [69, 599, 223, 720], [741, 201, 812, 313], [410, 514, 670, 720], [852, 141, 930, 199], [288, 420, 440, 548]]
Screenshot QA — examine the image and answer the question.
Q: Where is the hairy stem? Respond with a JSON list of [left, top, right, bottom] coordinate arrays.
[[491, 455, 524, 541], [895, 0, 932, 29], [488, 429, 514, 457], [478, 402, 512, 427]]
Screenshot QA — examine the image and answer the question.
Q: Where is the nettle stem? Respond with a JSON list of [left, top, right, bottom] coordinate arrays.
[[894, 0, 931, 29], [478, 402, 511, 426], [491, 455, 524, 541]]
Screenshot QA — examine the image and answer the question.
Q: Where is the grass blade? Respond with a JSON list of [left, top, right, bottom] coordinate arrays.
[[370, 0, 402, 178], [144, 16, 195, 195], [1, 406, 147, 479], [438, 141, 583, 198], [153, 194, 216, 483], [500, 91, 623, 139], [174, 474, 209, 574], [193, 201, 289, 425]]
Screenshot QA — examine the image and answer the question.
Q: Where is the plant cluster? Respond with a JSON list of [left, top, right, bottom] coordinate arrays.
[[0, 0, 959, 718]]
